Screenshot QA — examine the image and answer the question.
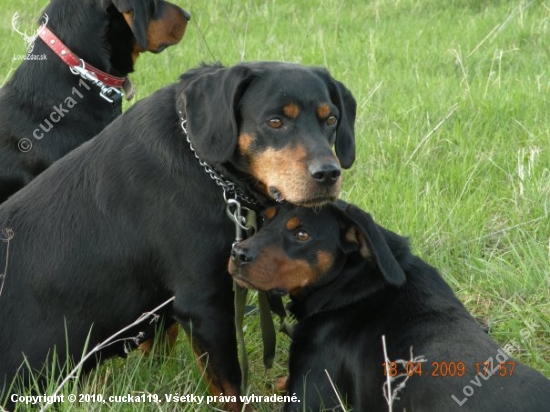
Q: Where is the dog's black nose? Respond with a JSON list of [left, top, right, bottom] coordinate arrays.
[[231, 246, 256, 265], [309, 162, 341, 185]]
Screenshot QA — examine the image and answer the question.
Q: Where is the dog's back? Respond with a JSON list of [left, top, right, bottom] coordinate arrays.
[[295, 205, 550, 411], [290, 255, 550, 411]]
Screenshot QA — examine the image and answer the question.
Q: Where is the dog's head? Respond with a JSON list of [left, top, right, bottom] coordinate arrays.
[[104, 0, 189, 61], [228, 202, 406, 312], [180, 62, 357, 206]]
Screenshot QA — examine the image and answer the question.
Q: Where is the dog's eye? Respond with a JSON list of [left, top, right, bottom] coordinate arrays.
[[326, 116, 337, 126], [267, 118, 283, 129], [295, 230, 310, 242]]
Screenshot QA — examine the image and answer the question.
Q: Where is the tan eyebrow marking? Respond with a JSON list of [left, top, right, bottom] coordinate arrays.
[[286, 217, 301, 231], [264, 207, 277, 220], [283, 103, 300, 119], [317, 103, 331, 119]]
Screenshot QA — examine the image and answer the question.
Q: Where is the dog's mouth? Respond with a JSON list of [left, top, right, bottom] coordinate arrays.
[[294, 196, 336, 207], [268, 187, 286, 203], [232, 274, 289, 297], [229, 263, 281, 293], [267, 288, 289, 297], [152, 44, 168, 53], [268, 186, 336, 207], [232, 273, 259, 290]]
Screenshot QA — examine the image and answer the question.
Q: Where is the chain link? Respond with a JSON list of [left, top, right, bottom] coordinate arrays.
[[179, 113, 258, 205]]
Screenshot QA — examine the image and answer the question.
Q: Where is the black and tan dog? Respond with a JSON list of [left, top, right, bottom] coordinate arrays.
[[229, 202, 550, 411], [0, 0, 189, 204], [0, 62, 356, 411]]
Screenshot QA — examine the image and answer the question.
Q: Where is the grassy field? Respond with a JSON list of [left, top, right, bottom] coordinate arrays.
[[1, 0, 549, 410]]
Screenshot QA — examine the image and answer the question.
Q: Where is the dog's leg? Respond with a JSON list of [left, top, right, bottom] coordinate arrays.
[[176, 304, 247, 412], [137, 321, 179, 354]]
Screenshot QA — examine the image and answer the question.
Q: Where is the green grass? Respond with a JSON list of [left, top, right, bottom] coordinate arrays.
[[1, 0, 549, 410]]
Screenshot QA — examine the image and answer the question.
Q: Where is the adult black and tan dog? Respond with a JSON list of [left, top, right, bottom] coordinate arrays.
[[0, 62, 356, 411], [0, 0, 189, 204], [229, 202, 550, 411]]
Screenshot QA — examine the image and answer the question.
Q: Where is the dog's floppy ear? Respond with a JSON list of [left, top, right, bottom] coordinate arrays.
[[313, 69, 357, 169], [181, 65, 255, 164], [340, 204, 405, 287], [109, 0, 150, 50]]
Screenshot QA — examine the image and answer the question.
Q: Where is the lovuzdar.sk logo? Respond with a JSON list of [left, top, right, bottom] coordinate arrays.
[[11, 11, 49, 61]]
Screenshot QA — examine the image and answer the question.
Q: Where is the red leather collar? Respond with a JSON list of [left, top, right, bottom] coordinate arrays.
[[38, 25, 127, 89]]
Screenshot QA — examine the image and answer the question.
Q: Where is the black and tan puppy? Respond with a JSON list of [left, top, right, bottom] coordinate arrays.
[[0, 0, 189, 203], [229, 202, 550, 411], [0, 62, 356, 411]]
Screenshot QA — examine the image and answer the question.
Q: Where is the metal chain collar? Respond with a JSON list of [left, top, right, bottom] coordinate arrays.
[[178, 112, 257, 205], [178, 112, 258, 250]]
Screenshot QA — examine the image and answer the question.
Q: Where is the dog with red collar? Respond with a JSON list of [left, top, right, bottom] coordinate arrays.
[[0, 0, 189, 204]]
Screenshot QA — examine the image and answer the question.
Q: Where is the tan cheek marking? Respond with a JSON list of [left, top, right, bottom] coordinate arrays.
[[264, 207, 277, 220], [286, 217, 301, 231], [316, 251, 334, 274], [145, 16, 187, 51], [244, 247, 316, 295], [238, 133, 255, 155], [245, 248, 335, 296], [276, 258, 315, 295], [124, 5, 188, 53], [272, 251, 334, 294], [249, 145, 308, 197], [283, 103, 300, 119], [317, 103, 331, 119]]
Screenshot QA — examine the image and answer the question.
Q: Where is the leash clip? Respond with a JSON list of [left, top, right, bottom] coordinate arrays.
[[70, 59, 123, 104], [226, 198, 245, 248], [99, 86, 123, 104], [226, 197, 257, 249]]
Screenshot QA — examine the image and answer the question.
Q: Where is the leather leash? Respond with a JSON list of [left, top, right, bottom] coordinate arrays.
[[179, 114, 282, 391]]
